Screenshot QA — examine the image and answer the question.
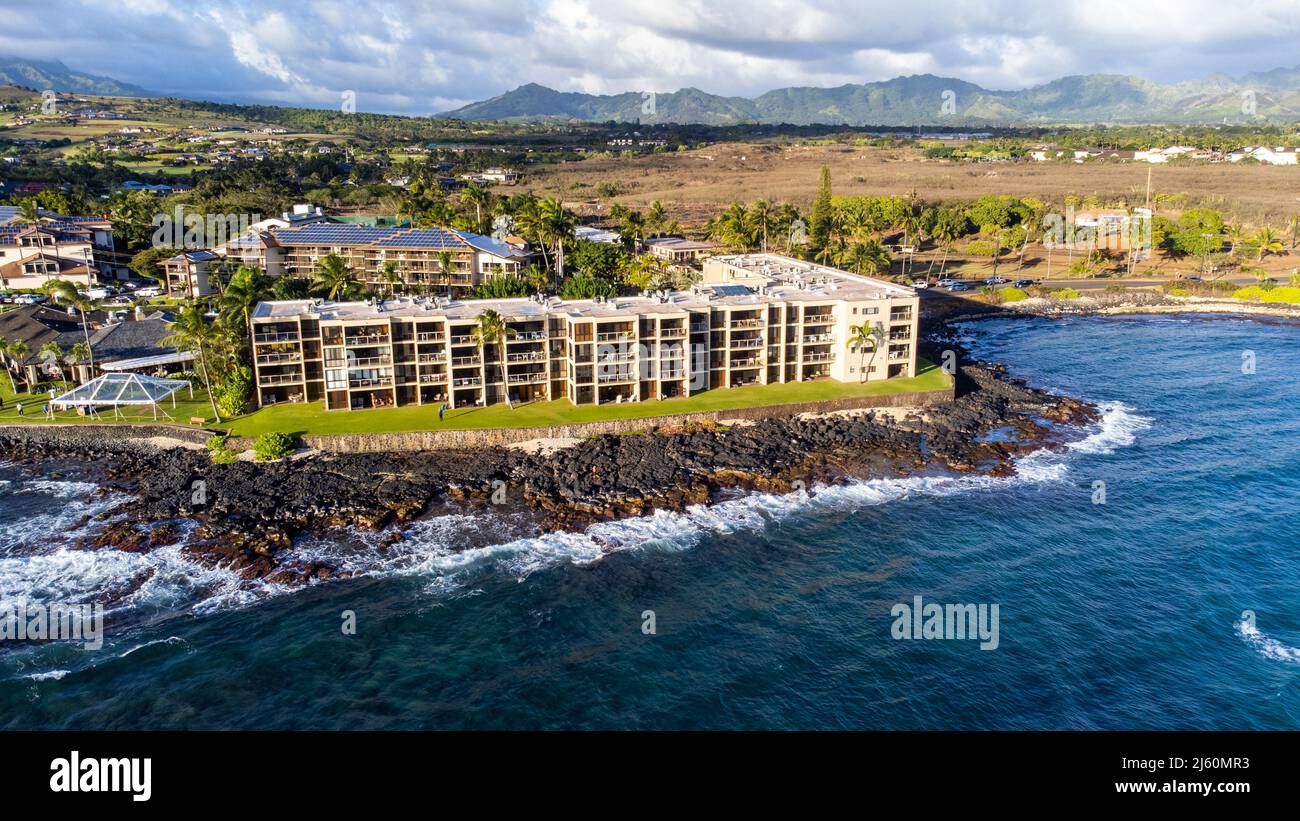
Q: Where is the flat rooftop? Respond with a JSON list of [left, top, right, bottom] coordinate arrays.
[[251, 254, 913, 324]]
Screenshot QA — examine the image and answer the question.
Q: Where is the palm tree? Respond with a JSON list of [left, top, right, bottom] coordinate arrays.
[[379, 261, 402, 298], [747, 199, 775, 252], [67, 341, 91, 384], [0, 338, 17, 394], [646, 200, 668, 238], [471, 309, 516, 409], [6, 339, 30, 391], [312, 253, 358, 301], [846, 322, 884, 383], [160, 302, 222, 423], [42, 279, 95, 374], [460, 184, 492, 233], [1225, 223, 1250, 257], [436, 250, 455, 298], [837, 240, 892, 276], [538, 197, 576, 281], [1251, 227, 1284, 261], [218, 266, 269, 331], [1288, 215, 1300, 251]]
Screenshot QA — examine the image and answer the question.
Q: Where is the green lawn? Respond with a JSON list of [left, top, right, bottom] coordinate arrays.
[[0, 375, 218, 427], [223, 358, 951, 437]]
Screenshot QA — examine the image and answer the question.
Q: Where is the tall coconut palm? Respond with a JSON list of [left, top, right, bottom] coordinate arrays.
[[838, 240, 892, 276], [747, 199, 775, 252], [436, 250, 455, 298], [312, 253, 358, 301], [218, 266, 269, 331], [846, 322, 884, 383], [42, 279, 95, 373], [646, 200, 668, 238], [0, 337, 17, 394], [160, 302, 222, 422], [459, 184, 492, 233], [6, 339, 30, 391], [538, 197, 576, 281], [471, 309, 516, 409]]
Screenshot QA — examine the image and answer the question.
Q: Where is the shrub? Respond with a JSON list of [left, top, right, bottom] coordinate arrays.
[[206, 435, 236, 464], [253, 431, 297, 462], [214, 366, 253, 417], [1048, 287, 1081, 300], [1168, 287, 1192, 297], [997, 286, 1029, 302], [1231, 285, 1300, 304]]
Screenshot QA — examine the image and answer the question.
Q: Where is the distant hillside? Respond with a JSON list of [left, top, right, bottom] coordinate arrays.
[[442, 69, 1300, 126], [0, 56, 152, 97]]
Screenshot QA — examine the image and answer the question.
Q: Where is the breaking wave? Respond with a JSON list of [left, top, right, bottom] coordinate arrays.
[[1238, 618, 1300, 663], [0, 402, 1149, 617]]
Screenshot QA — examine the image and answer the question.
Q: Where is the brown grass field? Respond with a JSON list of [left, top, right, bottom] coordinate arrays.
[[517, 142, 1300, 230]]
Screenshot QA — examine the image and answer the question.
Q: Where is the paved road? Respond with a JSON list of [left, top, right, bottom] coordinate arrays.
[[918, 274, 1269, 293]]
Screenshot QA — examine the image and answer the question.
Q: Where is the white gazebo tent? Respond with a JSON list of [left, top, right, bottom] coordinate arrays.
[[50, 372, 193, 421]]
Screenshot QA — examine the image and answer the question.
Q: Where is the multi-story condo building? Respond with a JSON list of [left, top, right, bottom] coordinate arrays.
[[0, 208, 124, 289], [248, 254, 918, 412], [168, 222, 532, 298]]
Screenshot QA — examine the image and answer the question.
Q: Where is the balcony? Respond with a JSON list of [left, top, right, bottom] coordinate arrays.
[[450, 335, 475, 345], [802, 333, 834, 343], [802, 313, 834, 324], [417, 352, 445, 363], [596, 331, 633, 342], [802, 351, 835, 363], [506, 351, 547, 362], [415, 332, 445, 342], [730, 337, 763, 349], [658, 327, 687, 338], [596, 371, 636, 384], [345, 333, 389, 346], [349, 376, 393, 389], [450, 356, 482, 367], [690, 323, 709, 333], [254, 331, 299, 344], [660, 368, 686, 379], [258, 373, 302, 386], [731, 358, 761, 368], [418, 374, 446, 384], [510, 330, 547, 341], [507, 372, 547, 384], [256, 352, 302, 365], [597, 352, 636, 363], [349, 355, 391, 367], [890, 309, 913, 322], [730, 318, 763, 329], [452, 376, 483, 387]]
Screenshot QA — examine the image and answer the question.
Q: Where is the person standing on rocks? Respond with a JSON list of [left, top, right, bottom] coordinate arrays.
[[15, 402, 23, 417]]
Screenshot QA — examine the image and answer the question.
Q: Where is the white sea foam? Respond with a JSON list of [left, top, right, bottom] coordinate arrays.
[[0, 403, 1148, 614], [118, 635, 189, 658], [1238, 619, 1300, 663], [25, 669, 70, 681]]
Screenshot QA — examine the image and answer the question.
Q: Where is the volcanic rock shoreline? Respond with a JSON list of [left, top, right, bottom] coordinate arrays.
[[0, 355, 1097, 586]]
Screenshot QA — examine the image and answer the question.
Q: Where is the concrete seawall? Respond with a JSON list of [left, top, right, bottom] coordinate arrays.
[[256, 386, 954, 453], [0, 386, 953, 454]]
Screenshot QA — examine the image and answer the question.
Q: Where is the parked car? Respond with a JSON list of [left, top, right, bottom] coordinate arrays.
[[947, 283, 972, 292], [936, 278, 958, 287], [983, 276, 1008, 285], [1013, 279, 1036, 288], [13, 293, 48, 305], [0, 291, 12, 303], [104, 294, 137, 306], [910, 280, 929, 289], [85, 287, 113, 300], [1185, 275, 1202, 282], [135, 286, 164, 298]]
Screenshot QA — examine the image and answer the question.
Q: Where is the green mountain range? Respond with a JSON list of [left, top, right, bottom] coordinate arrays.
[[443, 71, 1300, 126], [0, 56, 152, 97]]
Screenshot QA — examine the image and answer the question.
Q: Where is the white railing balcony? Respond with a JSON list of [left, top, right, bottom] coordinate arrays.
[[349, 377, 393, 388], [659, 327, 687, 338], [730, 337, 763, 349], [254, 331, 299, 343], [349, 355, 391, 367], [595, 331, 633, 342], [731, 358, 761, 368], [510, 330, 547, 341], [802, 333, 834, 343], [507, 351, 547, 362], [452, 377, 483, 387], [507, 372, 547, 384], [258, 373, 302, 385], [450, 335, 475, 345], [256, 352, 302, 364], [417, 352, 445, 363], [416, 332, 445, 342], [802, 352, 834, 362], [451, 356, 482, 367], [596, 371, 635, 383], [802, 314, 834, 324]]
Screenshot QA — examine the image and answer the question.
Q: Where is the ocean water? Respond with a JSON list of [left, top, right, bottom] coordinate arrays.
[[1, 313, 1298, 729]]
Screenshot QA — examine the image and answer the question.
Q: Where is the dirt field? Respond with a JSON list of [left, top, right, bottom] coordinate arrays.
[[518, 142, 1300, 229]]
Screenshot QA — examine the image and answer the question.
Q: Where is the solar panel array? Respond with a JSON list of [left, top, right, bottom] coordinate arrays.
[[271, 224, 469, 250]]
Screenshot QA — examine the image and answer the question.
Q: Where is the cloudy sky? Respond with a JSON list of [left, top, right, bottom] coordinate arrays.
[[2, 0, 1298, 114]]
